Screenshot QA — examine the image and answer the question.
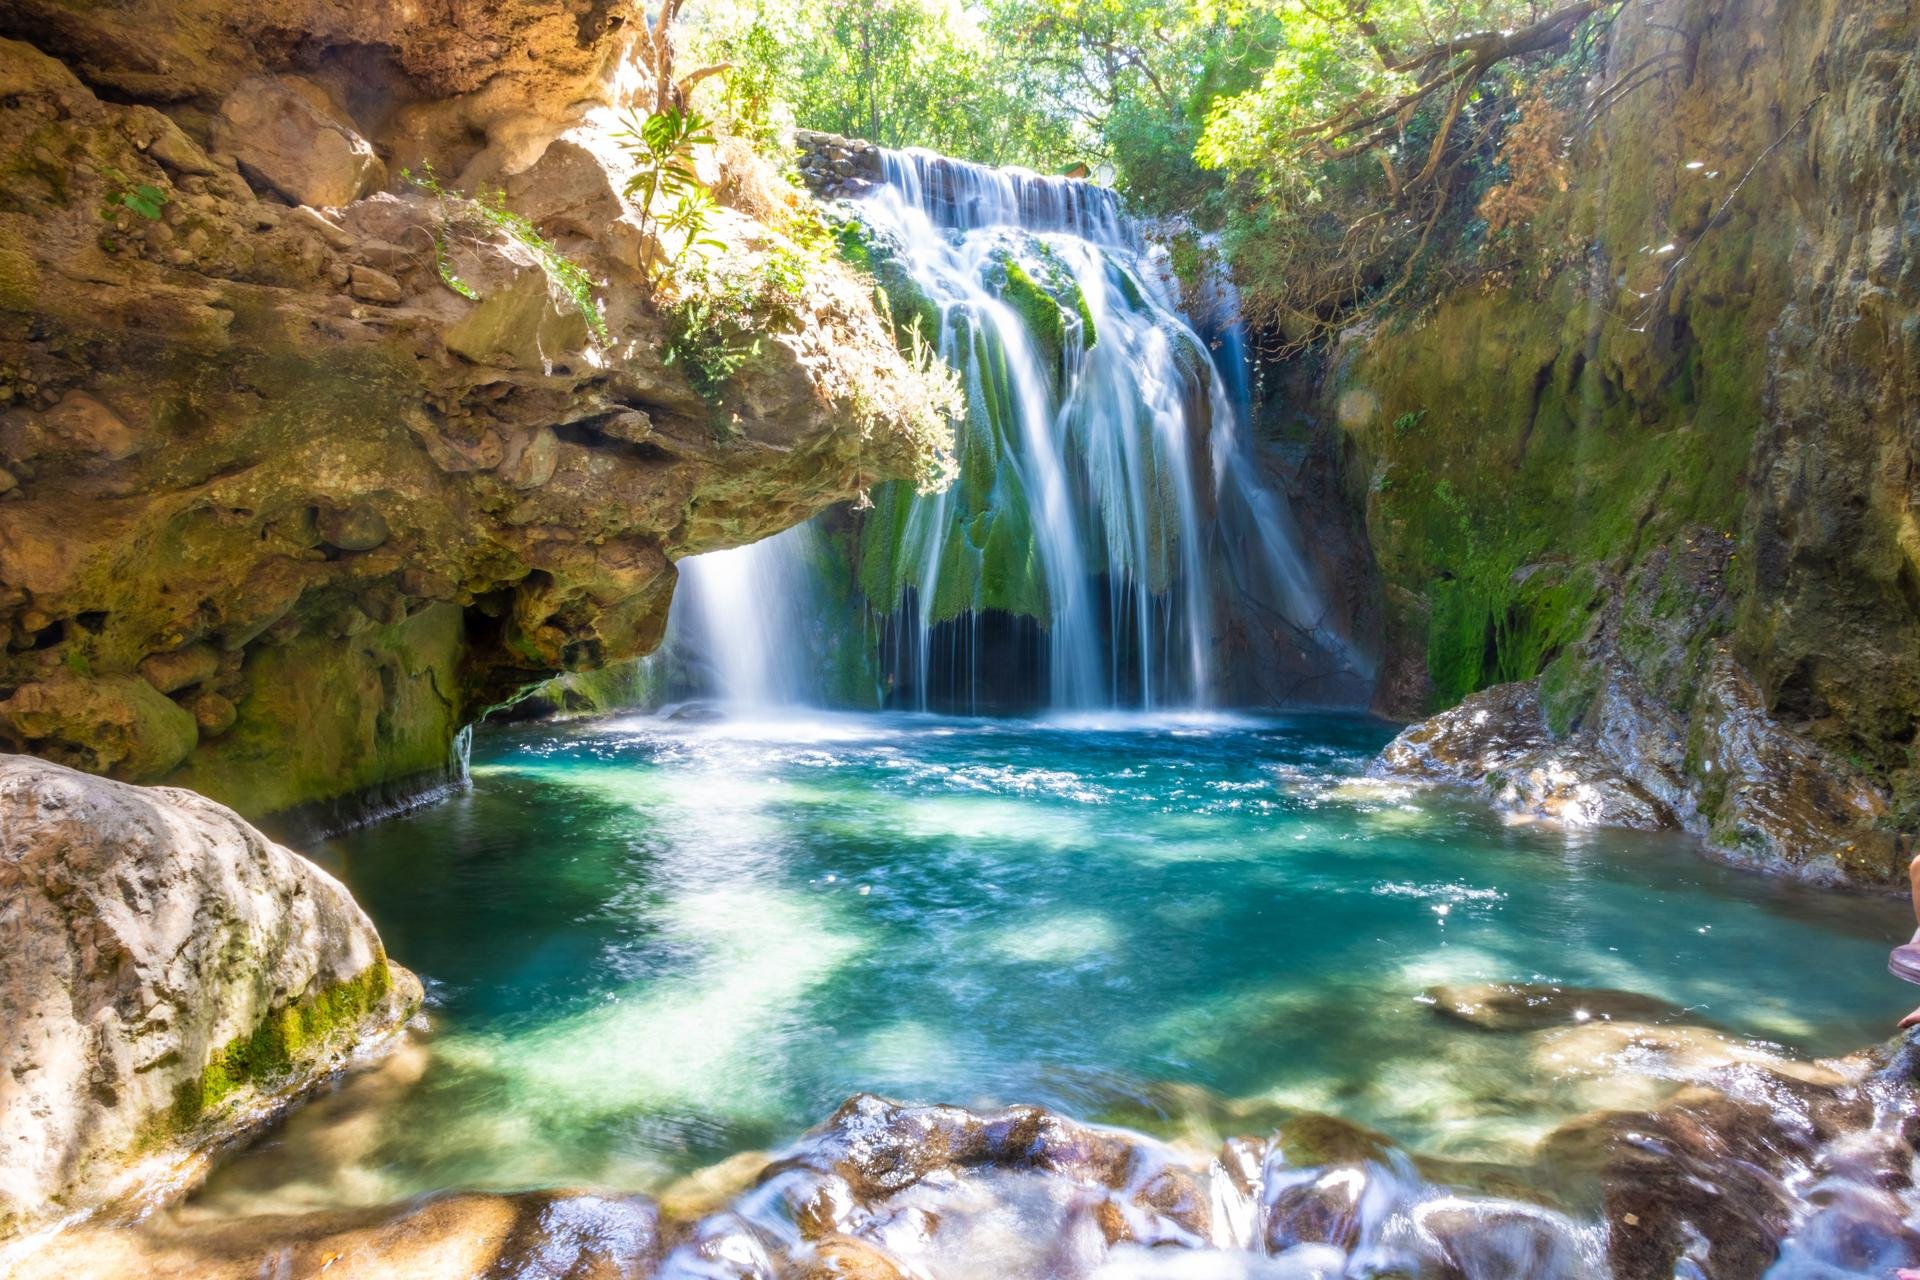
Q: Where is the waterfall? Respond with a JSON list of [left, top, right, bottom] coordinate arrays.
[[664, 146, 1348, 715], [656, 524, 849, 712]]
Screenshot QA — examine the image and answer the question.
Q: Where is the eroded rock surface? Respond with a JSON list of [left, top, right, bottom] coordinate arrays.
[[0, 754, 421, 1238], [1373, 644, 1901, 885], [0, 15, 951, 824], [7, 1190, 660, 1280]]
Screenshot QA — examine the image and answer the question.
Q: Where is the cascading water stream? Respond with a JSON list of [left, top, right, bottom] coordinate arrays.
[[666, 146, 1349, 714]]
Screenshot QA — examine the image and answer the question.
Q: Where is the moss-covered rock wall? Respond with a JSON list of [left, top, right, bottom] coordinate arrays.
[[1291, 0, 1918, 881]]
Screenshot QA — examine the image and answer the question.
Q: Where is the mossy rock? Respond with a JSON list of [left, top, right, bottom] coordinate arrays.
[[171, 958, 398, 1132]]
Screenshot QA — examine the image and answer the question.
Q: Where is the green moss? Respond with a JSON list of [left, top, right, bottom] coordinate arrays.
[[526, 661, 658, 716], [835, 217, 940, 345], [980, 501, 1047, 618], [165, 959, 394, 1136], [173, 604, 465, 817], [1538, 646, 1603, 736], [0, 245, 37, 313], [1350, 247, 1770, 713], [998, 257, 1067, 372]]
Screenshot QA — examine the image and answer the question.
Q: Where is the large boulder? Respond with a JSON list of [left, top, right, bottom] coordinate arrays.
[[0, 31, 954, 830], [1371, 680, 1675, 831], [210, 74, 386, 209], [0, 755, 420, 1237]]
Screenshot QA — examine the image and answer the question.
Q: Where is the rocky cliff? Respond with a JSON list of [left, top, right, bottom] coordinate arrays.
[[0, 2, 951, 828], [1283, 0, 1918, 885]]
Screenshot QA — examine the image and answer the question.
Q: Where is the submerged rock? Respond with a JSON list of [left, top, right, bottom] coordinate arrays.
[[0, 754, 421, 1238], [1427, 982, 1695, 1033], [12, 1067, 1917, 1278], [7, 1190, 659, 1280]]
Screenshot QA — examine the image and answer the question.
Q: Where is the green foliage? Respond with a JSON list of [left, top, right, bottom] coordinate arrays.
[[615, 105, 725, 279], [402, 163, 607, 342], [102, 182, 167, 222], [683, 0, 1077, 169], [663, 266, 766, 403]]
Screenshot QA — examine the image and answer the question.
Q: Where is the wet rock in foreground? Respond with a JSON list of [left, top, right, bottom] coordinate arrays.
[[0, 755, 421, 1239], [14, 1031, 1920, 1279]]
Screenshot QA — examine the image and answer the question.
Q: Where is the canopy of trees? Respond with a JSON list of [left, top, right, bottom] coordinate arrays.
[[679, 0, 1632, 342]]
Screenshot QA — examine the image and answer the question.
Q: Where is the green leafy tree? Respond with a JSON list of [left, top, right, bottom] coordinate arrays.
[[617, 104, 723, 278], [683, 0, 1078, 169], [1194, 0, 1624, 347]]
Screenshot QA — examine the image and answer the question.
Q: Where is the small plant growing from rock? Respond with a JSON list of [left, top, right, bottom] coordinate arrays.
[[96, 166, 168, 251], [101, 180, 167, 222], [402, 163, 608, 342], [616, 105, 722, 281]]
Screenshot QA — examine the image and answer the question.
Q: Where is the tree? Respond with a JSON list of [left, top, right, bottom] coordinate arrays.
[[682, 0, 1078, 168], [1195, 0, 1628, 348], [983, 0, 1283, 210]]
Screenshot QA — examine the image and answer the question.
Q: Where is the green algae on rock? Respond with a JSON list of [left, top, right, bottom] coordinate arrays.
[[0, 754, 421, 1239], [1277, 0, 1920, 880]]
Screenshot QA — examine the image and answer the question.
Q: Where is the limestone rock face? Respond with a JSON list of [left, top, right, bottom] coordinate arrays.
[[0, 12, 951, 824], [1308, 0, 1919, 882], [1373, 681, 1675, 833], [0, 754, 421, 1237], [211, 75, 385, 209]]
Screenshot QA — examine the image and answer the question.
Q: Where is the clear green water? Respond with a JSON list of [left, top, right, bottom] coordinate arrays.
[[197, 712, 1910, 1214]]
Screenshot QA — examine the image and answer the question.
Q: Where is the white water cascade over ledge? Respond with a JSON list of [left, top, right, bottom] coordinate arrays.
[[660, 146, 1369, 716]]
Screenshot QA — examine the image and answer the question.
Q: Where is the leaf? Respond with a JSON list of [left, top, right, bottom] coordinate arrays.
[[123, 184, 168, 220]]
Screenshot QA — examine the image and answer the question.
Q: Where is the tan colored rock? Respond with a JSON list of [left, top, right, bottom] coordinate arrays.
[[497, 425, 560, 490], [316, 502, 391, 552], [121, 106, 220, 178], [0, 391, 139, 465], [284, 203, 356, 250], [442, 265, 591, 369], [656, 1149, 771, 1222], [600, 408, 655, 444], [6, 1190, 657, 1280], [348, 264, 403, 303], [792, 1235, 912, 1280], [138, 643, 220, 694], [0, 755, 421, 1237], [186, 689, 237, 737], [1427, 982, 1693, 1033], [1531, 1021, 1850, 1091], [0, 673, 197, 780], [211, 74, 385, 209], [0, 31, 952, 826]]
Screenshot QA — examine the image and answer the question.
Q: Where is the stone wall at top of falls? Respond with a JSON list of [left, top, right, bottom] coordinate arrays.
[[1279, 0, 1920, 886], [0, 3, 953, 827]]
